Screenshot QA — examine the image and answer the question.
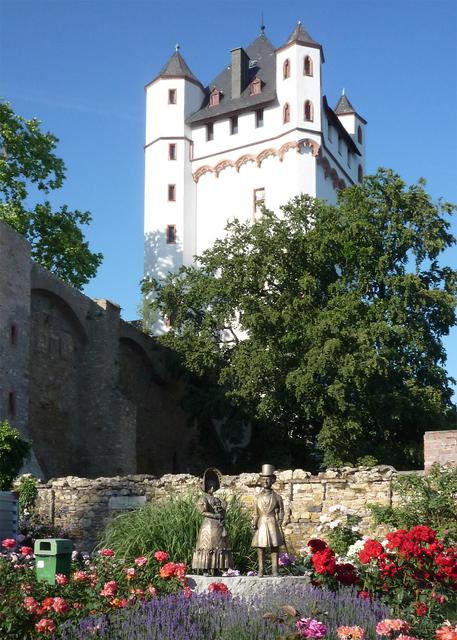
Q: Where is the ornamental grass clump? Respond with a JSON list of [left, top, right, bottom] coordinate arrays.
[[99, 492, 256, 573]]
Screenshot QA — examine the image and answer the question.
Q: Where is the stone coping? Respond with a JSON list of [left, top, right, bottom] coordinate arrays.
[[186, 574, 309, 598]]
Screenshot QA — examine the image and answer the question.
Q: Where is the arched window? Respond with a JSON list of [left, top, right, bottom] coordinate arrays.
[[357, 126, 363, 144], [283, 58, 290, 79], [358, 165, 363, 183], [209, 88, 220, 107], [283, 103, 290, 124], [304, 56, 313, 76], [304, 100, 313, 122], [250, 77, 261, 95]]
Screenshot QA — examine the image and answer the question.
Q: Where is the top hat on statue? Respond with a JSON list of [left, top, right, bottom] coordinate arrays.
[[260, 464, 276, 477]]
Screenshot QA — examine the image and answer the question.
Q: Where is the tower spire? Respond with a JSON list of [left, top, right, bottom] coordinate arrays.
[[260, 11, 265, 35]]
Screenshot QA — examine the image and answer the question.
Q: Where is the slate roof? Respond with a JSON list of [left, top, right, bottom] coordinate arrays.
[[279, 21, 324, 60], [334, 92, 367, 124], [147, 48, 203, 88], [186, 34, 277, 125], [323, 96, 361, 155]]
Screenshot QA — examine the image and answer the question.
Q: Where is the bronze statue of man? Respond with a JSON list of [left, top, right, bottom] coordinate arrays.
[[251, 464, 285, 577]]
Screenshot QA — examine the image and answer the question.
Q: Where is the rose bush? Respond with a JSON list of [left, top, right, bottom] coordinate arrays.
[[0, 541, 186, 639]]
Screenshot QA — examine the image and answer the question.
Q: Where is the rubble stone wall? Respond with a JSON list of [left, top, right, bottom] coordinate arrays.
[[424, 430, 457, 472], [35, 466, 399, 552]]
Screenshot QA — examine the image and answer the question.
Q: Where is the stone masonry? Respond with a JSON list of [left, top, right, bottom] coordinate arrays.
[[35, 466, 399, 552], [424, 430, 457, 472]]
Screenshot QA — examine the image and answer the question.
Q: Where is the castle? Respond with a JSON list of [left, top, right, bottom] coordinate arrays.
[[144, 22, 367, 313]]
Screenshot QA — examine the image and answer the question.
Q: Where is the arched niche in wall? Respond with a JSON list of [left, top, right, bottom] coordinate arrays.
[[29, 288, 87, 479]]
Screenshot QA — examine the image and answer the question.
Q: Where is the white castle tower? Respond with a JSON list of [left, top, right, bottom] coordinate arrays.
[[144, 23, 366, 326]]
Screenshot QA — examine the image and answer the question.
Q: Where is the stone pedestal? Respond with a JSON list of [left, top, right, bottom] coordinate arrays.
[[186, 574, 309, 598]]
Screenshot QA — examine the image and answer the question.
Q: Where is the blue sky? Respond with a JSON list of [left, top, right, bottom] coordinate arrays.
[[1, 0, 457, 383]]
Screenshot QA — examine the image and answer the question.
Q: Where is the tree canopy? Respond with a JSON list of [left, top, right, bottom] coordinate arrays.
[[0, 101, 102, 289], [143, 169, 457, 469]]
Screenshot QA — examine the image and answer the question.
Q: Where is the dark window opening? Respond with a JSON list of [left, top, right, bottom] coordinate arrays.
[[168, 184, 176, 201], [10, 324, 17, 345], [283, 59, 290, 79], [206, 123, 214, 141], [357, 126, 363, 144], [168, 89, 177, 104], [255, 108, 264, 128], [166, 224, 177, 244], [8, 391, 16, 416], [230, 116, 238, 135], [283, 103, 290, 124], [304, 56, 313, 76], [304, 100, 313, 122], [168, 143, 176, 160]]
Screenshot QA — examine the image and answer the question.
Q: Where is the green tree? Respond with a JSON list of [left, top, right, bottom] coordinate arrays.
[[0, 100, 102, 289], [0, 421, 30, 491], [143, 169, 457, 469]]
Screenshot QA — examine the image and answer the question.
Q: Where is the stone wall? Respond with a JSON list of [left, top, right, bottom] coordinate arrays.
[[35, 466, 397, 552], [424, 430, 457, 472], [0, 220, 218, 480]]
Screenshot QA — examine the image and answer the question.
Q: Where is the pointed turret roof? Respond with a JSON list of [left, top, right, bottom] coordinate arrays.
[[286, 21, 320, 47], [146, 47, 203, 89], [277, 21, 324, 60], [334, 91, 367, 124], [334, 92, 356, 115]]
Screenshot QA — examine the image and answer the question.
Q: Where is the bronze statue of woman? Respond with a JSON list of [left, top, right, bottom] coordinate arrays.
[[192, 468, 233, 574]]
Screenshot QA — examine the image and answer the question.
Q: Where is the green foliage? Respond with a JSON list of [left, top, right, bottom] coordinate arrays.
[[143, 169, 457, 469], [369, 463, 457, 542], [100, 492, 256, 573], [0, 100, 102, 288], [14, 475, 39, 514], [0, 421, 30, 491]]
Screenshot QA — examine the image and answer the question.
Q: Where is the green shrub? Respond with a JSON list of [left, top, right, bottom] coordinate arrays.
[[369, 464, 457, 542], [99, 492, 257, 573], [14, 475, 39, 514], [0, 421, 30, 491]]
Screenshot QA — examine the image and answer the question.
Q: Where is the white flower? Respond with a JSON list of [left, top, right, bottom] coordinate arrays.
[[346, 538, 366, 558], [328, 504, 348, 514], [319, 514, 329, 523], [329, 519, 342, 529], [351, 526, 360, 533]]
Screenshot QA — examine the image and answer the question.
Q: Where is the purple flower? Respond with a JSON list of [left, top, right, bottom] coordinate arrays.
[[296, 617, 327, 638], [279, 552, 296, 566], [247, 570, 258, 576]]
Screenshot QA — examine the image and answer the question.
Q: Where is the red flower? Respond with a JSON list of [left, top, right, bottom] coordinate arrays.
[[110, 598, 128, 608], [335, 562, 359, 585], [22, 597, 39, 614], [307, 539, 328, 553], [208, 582, 230, 595], [35, 618, 56, 635], [358, 590, 371, 600], [40, 597, 55, 612], [154, 550, 169, 564], [160, 562, 177, 579], [55, 573, 69, 586], [19, 546, 33, 556], [135, 555, 148, 567], [312, 547, 336, 575], [1, 538, 16, 549], [359, 539, 384, 564], [414, 602, 428, 616], [99, 548, 115, 557]]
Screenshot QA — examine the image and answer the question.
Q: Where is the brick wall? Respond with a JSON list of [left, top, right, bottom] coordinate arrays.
[[424, 430, 457, 472]]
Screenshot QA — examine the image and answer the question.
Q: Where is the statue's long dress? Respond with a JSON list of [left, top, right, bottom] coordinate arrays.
[[192, 494, 233, 570]]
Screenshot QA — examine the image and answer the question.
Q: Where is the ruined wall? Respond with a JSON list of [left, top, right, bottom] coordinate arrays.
[[0, 220, 204, 480], [35, 466, 397, 552], [424, 430, 457, 472]]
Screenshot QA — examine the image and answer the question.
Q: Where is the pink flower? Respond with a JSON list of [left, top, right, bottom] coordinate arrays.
[[376, 620, 411, 637], [125, 567, 136, 580], [73, 570, 88, 582], [146, 584, 157, 596], [154, 550, 169, 563], [55, 573, 69, 585], [110, 597, 128, 608], [19, 546, 33, 556], [337, 626, 365, 640], [35, 618, 56, 635], [135, 555, 148, 567], [99, 548, 115, 557], [52, 597, 69, 614], [22, 597, 39, 614], [296, 617, 327, 638], [100, 580, 117, 597], [1, 538, 16, 549], [183, 585, 193, 598]]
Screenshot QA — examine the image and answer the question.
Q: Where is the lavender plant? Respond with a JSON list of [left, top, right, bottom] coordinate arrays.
[[56, 585, 391, 640]]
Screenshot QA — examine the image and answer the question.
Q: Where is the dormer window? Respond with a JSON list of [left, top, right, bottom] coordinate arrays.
[[283, 58, 290, 79], [250, 77, 262, 95], [209, 88, 220, 107], [304, 56, 313, 76]]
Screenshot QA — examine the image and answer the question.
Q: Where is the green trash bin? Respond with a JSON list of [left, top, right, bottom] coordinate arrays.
[[34, 539, 73, 585]]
